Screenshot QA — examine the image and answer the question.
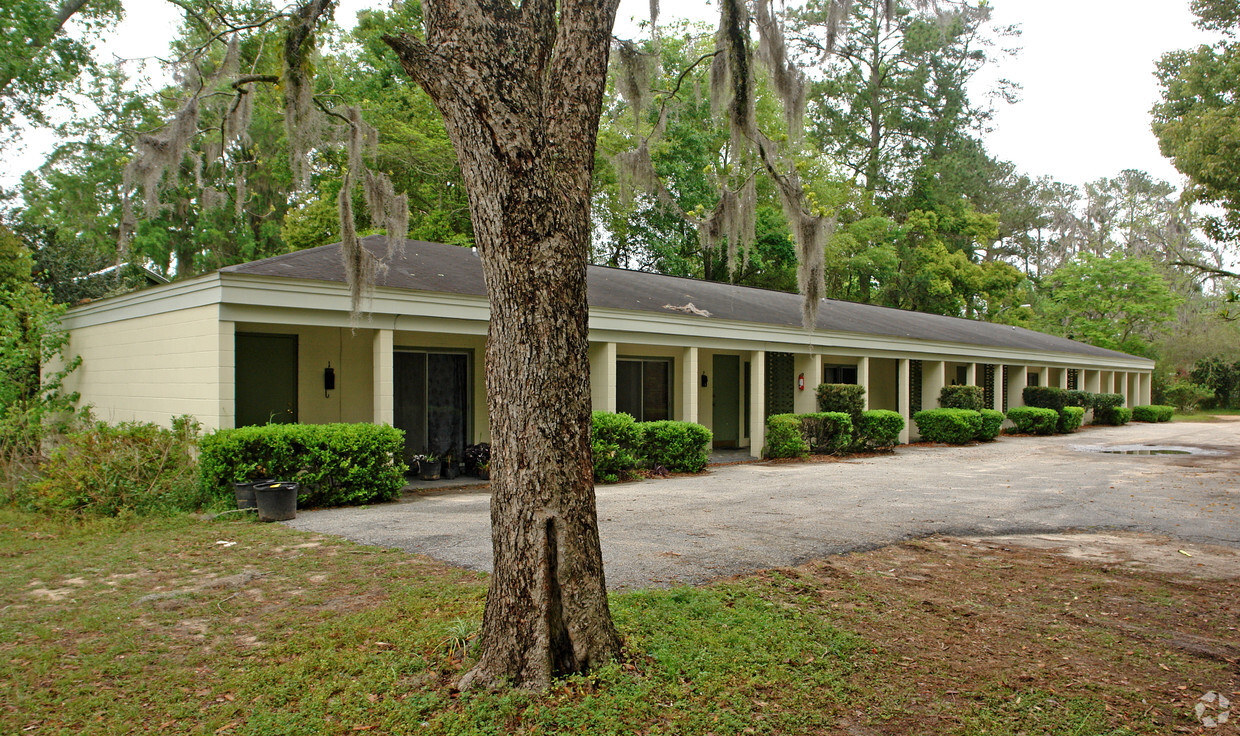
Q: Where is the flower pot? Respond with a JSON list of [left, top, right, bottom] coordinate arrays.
[[232, 481, 259, 510], [417, 461, 440, 481], [253, 481, 298, 522], [442, 461, 460, 480], [477, 468, 490, 481]]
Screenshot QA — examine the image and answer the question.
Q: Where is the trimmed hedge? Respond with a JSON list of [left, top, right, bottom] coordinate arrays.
[[1006, 406, 1059, 435], [199, 423, 408, 508], [815, 384, 866, 427], [1092, 393, 1126, 425], [592, 411, 642, 483], [1057, 406, 1086, 434], [1023, 385, 1068, 412], [638, 420, 713, 473], [857, 410, 904, 449], [1064, 390, 1092, 409], [940, 385, 984, 411], [798, 412, 853, 455], [1132, 405, 1174, 423], [765, 414, 810, 458], [913, 408, 982, 445], [977, 409, 1005, 441], [1095, 406, 1134, 426]]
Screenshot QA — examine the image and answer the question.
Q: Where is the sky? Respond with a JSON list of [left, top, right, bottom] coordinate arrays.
[[2, 0, 1220, 192]]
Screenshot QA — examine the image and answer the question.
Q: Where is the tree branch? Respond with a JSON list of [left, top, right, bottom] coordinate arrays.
[[380, 33, 446, 102]]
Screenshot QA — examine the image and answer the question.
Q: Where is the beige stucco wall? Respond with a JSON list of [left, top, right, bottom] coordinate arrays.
[[867, 358, 900, 412], [60, 304, 228, 429]]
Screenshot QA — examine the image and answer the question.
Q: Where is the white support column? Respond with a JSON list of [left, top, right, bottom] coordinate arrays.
[[749, 350, 766, 458], [1141, 372, 1152, 405], [588, 342, 617, 413], [793, 352, 819, 414], [966, 362, 977, 387], [1118, 371, 1129, 406], [991, 365, 1003, 412], [1038, 366, 1050, 388], [1057, 368, 1069, 390], [1127, 372, 1139, 407], [898, 358, 911, 444], [217, 320, 236, 431], [373, 328, 394, 425], [680, 346, 700, 424], [858, 356, 871, 410], [1007, 364, 1028, 409], [923, 360, 946, 410]]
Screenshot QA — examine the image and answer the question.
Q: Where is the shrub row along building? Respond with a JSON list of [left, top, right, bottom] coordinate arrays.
[[57, 237, 1154, 460]]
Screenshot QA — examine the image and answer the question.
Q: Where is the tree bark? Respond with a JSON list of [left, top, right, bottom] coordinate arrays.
[[382, 0, 623, 691]]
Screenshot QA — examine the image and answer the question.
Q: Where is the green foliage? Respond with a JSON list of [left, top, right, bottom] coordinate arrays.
[[1091, 393, 1124, 411], [198, 423, 407, 508], [939, 384, 983, 411], [977, 409, 1005, 441], [1132, 405, 1174, 423], [1189, 356, 1240, 409], [814, 383, 865, 427], [856, 409, 905, 449], [1064, 390, 1093, 409], [1038, 253, 1180, 354], [1163, 380, 1215, 414], [764, 414, 809, 458], [1056, 406, 1086, 434], [1094, 406, 1134, 426], [591, 411, 642, 483], [797, 412, 853, 455], [637, 420, 713, 473], [1005, 406, 1059, 435], [1022, 385, 1067, 411], [912, 408, 982, 444], [15, 417, 204, 516]]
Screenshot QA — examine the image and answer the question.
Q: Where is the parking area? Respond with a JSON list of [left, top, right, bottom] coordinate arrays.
[[287, 419, 1240, 590]]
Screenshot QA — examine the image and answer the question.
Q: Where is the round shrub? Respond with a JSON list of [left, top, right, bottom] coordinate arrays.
[[591, 411, 641, 483], [977, 409, 1005, 441], [1095, 406, 1134, 426], [857, 410, 904, 449], [939, 385, 983, 411], [1006, 406, 1059, 435], [815, 384, 866, 428], [798, 412, 853, 455], [765, 414, 808, 458], [1023, 386, 1068, 411], [1132, 405, 1174, 423], [913, 408, 982, 445], [638, 420, 713, 473], [1056, 406, 1086, 434]]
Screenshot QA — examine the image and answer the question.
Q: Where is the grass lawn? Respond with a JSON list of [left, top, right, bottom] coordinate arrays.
[[2, 510, 1236, 735], [1172, 408, 1240, 422]]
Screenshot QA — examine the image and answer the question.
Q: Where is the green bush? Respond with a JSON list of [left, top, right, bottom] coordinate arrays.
[[591, 411, 642, 483], [199, 423, 408, 508], [857, 410, 904, 449], [1092, 393, 1124, 411], [637, 420, 713, 473], [1064, 390, 1092, 409], [797, 412, 853, 455], [1057, 406, 1086, 433], [1090, 393, 1130, 425], [1163, 381, 1214, 414], [913, 409, 982, 445], [1006, 406, 1059, 435], [1023, 385, 1067, 412], [1130, 404, 1174, 422], [765, 414, 809, 458], [22, 417, 205, 516], [815, 384, 865, 427], [977, 409, 1005, 441], [939, 385, 983, 411], [1095, 406, 1134, 426]]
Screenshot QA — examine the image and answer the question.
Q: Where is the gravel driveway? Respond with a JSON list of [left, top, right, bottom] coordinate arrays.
[[287, 419, 1240, 590]]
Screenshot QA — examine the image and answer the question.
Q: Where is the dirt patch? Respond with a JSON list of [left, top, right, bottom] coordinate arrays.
[[757, 533, 1240, 733]]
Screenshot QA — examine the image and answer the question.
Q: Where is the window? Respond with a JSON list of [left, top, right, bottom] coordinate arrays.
[[1027, 372, 1040, 387], [823, 363, 858, 384], [617, 358, 670, 422]]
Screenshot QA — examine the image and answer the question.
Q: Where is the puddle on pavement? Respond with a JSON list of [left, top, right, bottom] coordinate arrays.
[[1072, 444, 1222, 457]]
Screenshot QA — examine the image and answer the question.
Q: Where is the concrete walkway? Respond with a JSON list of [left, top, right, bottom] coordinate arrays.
[[287, 419, 1240, 590]]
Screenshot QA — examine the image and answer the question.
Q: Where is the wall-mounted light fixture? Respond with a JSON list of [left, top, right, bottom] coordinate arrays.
[[324, 362, 336, 397], [701, 372, 709, 388]]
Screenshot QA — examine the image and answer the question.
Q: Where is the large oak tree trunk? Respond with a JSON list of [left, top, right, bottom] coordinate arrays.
[[383, 0, 623, 690]]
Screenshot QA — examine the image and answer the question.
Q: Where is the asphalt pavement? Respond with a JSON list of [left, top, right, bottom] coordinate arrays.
[[286, 418, 1240, 590]]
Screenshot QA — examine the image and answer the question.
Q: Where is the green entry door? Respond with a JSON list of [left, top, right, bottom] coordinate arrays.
[[712, 354, 740, 448], [235, 333, 298, 427]]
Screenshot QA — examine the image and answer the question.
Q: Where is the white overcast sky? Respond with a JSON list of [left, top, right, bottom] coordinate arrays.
[[3, 0, 1219, 192]]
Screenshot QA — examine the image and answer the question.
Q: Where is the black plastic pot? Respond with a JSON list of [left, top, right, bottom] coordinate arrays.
[[253, 481, 299, 522], [232, 481, 258, 510], [442, 461, 460, 480], [417, 460, 440, 481]]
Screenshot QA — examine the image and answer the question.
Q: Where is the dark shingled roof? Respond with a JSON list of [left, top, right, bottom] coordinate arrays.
[[223, 236, 1140, 361]]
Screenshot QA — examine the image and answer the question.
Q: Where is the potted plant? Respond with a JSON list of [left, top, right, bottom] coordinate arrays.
[[232, 463, 271, 510], [414, 453, 440, 481], [463, 443, 491, 477], [477, 461, 491, 481], [252, 480, 298, 522], [441, 451, 460, 480]]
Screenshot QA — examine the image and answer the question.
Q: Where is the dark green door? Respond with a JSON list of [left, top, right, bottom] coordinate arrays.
[[235, 333, 298, 427], [712, 354, 740, 447]]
